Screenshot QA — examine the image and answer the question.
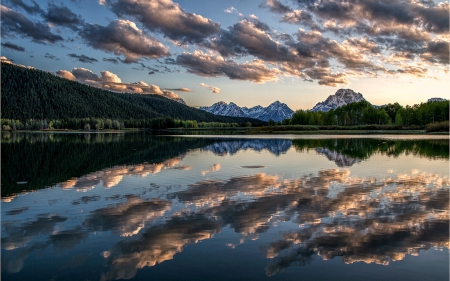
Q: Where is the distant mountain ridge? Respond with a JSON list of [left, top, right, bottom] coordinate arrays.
[[311, 89, 367, 112], [200, 101, 294, 122], [428, 98, 448, 103]]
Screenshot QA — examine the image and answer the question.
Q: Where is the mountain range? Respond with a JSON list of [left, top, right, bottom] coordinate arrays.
[[199, 101, 294, 122]]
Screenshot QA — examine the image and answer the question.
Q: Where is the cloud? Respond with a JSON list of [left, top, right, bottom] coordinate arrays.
[[68, 53, 98, 64], [79, 19, 170, 63], [261, 0, 292, 14], [166, 87, 193, 92], [56, 67, 187, 102], [44, 53, 59, 60], [200, 83, 220, 94], [43, 3, 84, 31], [396, 65, 428, 77], [107, 0, 221, 43], [1, 5, 63, 44], [305, 68, 349, 87], [251, 0, 449, 84], [103, 57, 120, 64], [177, 51, 280, 83], [420, 40, 449, 64], [3, 0, 43, 15], [224, 6, 238, 14], [71, 67, 99, 81], [1, 56, 14, 64], [1, 41, 25, 52], [206, 19, 294, 61]]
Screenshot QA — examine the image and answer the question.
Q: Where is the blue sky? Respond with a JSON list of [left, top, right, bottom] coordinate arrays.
[[1, 0, 449, 110]]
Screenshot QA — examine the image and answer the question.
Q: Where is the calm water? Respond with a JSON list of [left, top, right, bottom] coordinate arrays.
[[2, 133, 449, 281]]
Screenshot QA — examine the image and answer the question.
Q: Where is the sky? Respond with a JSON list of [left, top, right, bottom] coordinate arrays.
[[1, 0, 449, 110]]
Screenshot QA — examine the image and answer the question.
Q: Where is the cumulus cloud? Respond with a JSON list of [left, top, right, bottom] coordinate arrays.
[[43, 3, 84, 31], [1, 41, 25, 52], [1, 56, 14, 64], [56, 67, 186, 102], [420, 40, 449, 64], [250, 0, 449, 85], [200, 83, 220, 94], [261, 0, 292, 14], [224, 6, 238, 14], [106, 0, 221, 43], [177, 51, 280, 83], [1, 5, 63, 44], [79, 19, 170, 63]]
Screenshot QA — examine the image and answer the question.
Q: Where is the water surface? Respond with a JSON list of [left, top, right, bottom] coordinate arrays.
[[2, 133, 448, 281]]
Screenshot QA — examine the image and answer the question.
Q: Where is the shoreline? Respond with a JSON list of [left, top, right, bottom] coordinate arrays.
[[2, 129, 448, 136]]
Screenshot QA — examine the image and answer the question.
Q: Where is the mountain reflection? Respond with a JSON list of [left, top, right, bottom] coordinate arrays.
[[202, 139, 292, 156], [315, 148, 362, 167]]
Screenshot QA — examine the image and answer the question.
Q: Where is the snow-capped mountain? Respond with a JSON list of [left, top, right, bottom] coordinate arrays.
[[311, 89, 367, 112], [200, 101, 294, 122], [427, 98, 447, 103]]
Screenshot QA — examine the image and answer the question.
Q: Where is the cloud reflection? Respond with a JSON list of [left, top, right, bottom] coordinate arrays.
[[101, 214, 222, 280], [84, 196, 171, 237], [59, 156, 183, 191]]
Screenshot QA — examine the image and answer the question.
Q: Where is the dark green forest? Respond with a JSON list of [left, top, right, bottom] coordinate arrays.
[[0, 62, 264, 128], [284, 100, 449, 127]]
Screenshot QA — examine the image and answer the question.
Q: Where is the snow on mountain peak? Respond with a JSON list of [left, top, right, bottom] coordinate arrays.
[[199, 101, 294, 122], [311, 89, 366, 112]]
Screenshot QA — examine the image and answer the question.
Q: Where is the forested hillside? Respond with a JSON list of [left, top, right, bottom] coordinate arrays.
[[1, 62, 263, 126], [285, 100, 449, 127]]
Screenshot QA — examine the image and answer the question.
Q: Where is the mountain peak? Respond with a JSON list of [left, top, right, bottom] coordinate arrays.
[[427, 98, 447, 103], [311, 89, 366, 112], [200, 101, 294, 122]]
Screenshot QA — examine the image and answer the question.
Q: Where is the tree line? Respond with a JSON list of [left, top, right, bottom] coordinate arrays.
[[283, 100, 448, 127], [1, 117, 245, 131], [1, 62, 264, 127]]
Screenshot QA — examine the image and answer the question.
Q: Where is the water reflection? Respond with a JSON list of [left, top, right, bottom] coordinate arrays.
[[101, 214, 222, 280], [1, 134, 449, 281], [202, 139, 292, 156], [84, 196, 171, 237]]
